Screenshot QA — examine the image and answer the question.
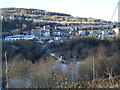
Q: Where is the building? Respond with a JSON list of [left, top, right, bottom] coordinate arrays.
[[5, 35, 36, 41], [40, 29, 50, 37], [31, 29, 41, 36]]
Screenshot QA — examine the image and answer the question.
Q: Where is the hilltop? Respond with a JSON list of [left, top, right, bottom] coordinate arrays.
[[2, 7, 71, 17]]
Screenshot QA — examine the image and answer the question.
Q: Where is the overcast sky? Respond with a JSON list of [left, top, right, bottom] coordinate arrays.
[[0, 0, 119, 21]]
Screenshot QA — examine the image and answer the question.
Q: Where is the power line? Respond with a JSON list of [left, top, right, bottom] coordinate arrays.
[[111, 0, 120, 22]]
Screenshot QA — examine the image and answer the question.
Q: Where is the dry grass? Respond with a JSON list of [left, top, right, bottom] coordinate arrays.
[[87, 75, 120, 88], [51, 73, 120, 88]]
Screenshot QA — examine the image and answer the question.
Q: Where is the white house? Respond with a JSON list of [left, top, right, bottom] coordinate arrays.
[[9, 16, 15, 20], [40, 30, 50, 37], [54, 36, 62, 41], [79, 31, 86, 35]]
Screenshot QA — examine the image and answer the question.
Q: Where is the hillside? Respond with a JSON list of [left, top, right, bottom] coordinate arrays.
[[2, 7, 71, 17], [1, 7, 72, 21]]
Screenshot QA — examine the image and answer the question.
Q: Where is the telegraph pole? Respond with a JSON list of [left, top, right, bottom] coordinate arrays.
[[118, 0, 120, 36], [118, 0, 120, 22]]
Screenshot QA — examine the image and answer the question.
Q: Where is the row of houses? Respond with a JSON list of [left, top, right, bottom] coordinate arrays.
[[32, 27, 115, 37], [5, 35, 37, 41], [4, 29, 116, 42], [4, 24, 119, 42], [1, 15, 113, 25]]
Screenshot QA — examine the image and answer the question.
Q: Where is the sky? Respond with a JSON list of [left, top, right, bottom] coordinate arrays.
[[0, 0, 119, 22]]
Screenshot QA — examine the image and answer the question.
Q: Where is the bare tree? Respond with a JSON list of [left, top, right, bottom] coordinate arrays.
[[5, 51, 9, 88]]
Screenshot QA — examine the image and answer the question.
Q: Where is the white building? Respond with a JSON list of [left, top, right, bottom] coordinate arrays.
[[5, 35, 36, 41], [79, 31, 86, 35], [54, 37, 62, 40], [9, 16, 15, 20]]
